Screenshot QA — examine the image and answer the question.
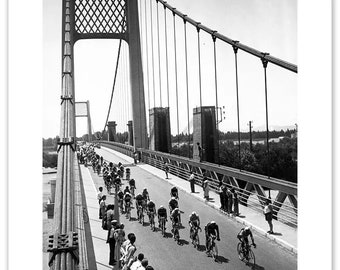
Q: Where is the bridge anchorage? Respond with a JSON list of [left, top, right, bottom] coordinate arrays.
[[49, 0, 297, 269]]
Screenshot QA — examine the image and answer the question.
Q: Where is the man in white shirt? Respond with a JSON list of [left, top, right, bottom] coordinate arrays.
[[97, 187, 104, 218]]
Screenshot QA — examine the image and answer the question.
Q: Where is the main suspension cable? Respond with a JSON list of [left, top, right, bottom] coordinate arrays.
[[164, 4, 170, 108], [101, 39, 123, 138]]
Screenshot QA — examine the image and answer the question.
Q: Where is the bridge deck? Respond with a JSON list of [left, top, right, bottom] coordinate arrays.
[[80, 147, 297, 269]]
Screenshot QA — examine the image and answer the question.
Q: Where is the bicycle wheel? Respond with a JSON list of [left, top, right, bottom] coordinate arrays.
[[247, 249, 256, 268], [237, 243, 245, 261]]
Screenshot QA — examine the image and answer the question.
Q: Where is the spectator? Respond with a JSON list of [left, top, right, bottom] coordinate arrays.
[[164, 162, 169, 179], [100, 195, 107, 222], [226, 188, 233, 214], [130, 253, 144, 270], [140, 258, 149, 269], [203, 177, 209, 200], [114, 223, 126, 247], [188, 170, 195, 193], [231, 188, 239, 216], [222, 184, 228, 212], [97, 187, 104, 218], [107, 220, 118, 266], [121, 233, 137, 270], [106, 205, 115, 231], [264, 199, 274, 234], [100, 156, 104, 166], [218, 182, 225, 210]]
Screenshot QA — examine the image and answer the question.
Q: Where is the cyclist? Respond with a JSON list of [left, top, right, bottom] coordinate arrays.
[[146, 200, 156, 227], [205, 221, 220, 253], [237, 227, 256, 252], [142, 188, 150, 202], [168, 197, 180, 224], [170, 186, 179, 200], [170, 207, 181, 228], [157, 205, 168, 229], [123, 192, 133, 214], [129, 178, 136, 196], [189, 211, 201, 238], [114, 175, 122, 191], [135, 193, 145, 218]]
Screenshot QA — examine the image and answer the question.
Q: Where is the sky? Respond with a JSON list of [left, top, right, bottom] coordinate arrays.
[[43, 0, 297, 139]]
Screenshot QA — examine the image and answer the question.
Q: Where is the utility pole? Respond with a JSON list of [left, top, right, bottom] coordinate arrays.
[[248, 121, 253, 152]]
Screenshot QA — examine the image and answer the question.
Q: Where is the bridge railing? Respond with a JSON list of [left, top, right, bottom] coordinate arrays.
[[99, 141, 297, 227]]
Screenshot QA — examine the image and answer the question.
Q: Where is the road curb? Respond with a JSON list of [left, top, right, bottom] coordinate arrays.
[[141, 166, 298, 255]]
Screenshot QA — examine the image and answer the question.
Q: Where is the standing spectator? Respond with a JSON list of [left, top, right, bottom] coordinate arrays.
[[121, 233, 137, 270], [164, 162, 169, 179], [218, 182, 225, 210], [97, 187, 104, 218], [231, 188, 239, 216], [222, 184, 228, 212], [140, 259, 149, 269], [188, 170, 195, 193], [226, 188, 233, 214], [264, 199, 274, 234], [107, 220, 118, 266], [203, 177, 210, 200], [106, 206, 115, 233], [100, 155, 104, 166], [100, 195, 107, 222], [197, 142, 203, 162], [130, 253, 144, 270]]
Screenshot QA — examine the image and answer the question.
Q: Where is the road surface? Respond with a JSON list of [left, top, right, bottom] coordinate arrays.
[[91, 147, 297, 270]]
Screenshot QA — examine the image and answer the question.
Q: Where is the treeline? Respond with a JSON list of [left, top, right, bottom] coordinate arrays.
[[172, 137, 297, 183], [172, 129, 296, 143]]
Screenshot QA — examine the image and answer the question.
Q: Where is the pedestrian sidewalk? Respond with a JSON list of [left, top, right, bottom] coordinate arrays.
[[101, 147, 297, 254], [80, 165, 115, 270]]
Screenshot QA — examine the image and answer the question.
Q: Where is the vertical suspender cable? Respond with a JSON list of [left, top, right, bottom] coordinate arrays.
[[102, 39, 122, 137], [183, 17, 190, 158], [144, 0, 150, 113], [261, 53, 271, 187], [150, 0, 156, 107], [212, 32, 220, 165], [156, 0, 162, 106], [196, 23, 202, 108], [233, 41, 241, 169], [172, 10, 180, 147], [164, 4, 170, 108]]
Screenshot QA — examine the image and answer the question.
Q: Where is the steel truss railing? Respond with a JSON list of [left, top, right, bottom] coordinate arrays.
[[99, 141, 297, 227]]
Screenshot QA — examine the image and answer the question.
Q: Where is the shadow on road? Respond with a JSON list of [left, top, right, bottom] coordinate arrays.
[[178, 239, 189, 246], [164, 232, 173, 238], [237, 215, 246, 218], [215, 255, 229, 264], [197, 244, 206, 252], [251, 263, 265, 270], [142, 222, 150, 227], [271, 232, 282, 236], [129, 217, 137, 221]]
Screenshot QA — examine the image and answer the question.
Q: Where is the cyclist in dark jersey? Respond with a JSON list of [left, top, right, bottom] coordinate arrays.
[[205, 221, 220, 251], [157, 205, 168, 229], [237, 227, 256, 250]]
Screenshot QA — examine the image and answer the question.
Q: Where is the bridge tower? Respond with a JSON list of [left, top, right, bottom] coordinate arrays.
[[63, 0, 148, 149], [75, 101, 92, 142]]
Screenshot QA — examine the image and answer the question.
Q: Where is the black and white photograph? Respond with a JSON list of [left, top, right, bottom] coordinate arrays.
[[2, 0, 336, 270]]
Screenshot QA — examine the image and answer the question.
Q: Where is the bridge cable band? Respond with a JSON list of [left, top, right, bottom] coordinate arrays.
[[60, 95, 74, 105], [57, 137, 76, 152]]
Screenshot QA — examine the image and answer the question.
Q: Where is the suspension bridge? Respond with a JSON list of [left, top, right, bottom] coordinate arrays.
[[46, 0, 297, 269]]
